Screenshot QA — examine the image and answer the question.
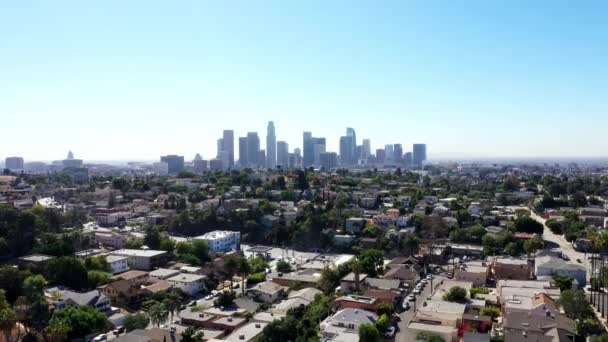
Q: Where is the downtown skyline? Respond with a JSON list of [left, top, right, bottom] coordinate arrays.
[[1, 2, 607, 161]]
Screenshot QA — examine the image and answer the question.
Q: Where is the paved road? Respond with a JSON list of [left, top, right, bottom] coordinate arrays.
[[530, 211, 590, 278], [396, 276, 445, 342]]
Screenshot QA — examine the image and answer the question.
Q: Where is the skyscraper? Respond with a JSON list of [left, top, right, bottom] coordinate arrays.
[[160, 155, 185, 174], [266, 121, 276, 169], [313, 137, 326, 166], [346, 127, 357, 155], [413, 144, 427, 166], [384, 144, 394, 163], [303, 132, 314, 167], [5, 157, 24, 170], [393, 144, 403, 164], [320, 152, 338, 170], [277, 141, 289, 168], [339, 136, 354, 165], [217, 138, 224, 158], [238, 137, 248, 166], [247, 132, 260, 167], [404, 152, 413, 167], [362, 139, 371, 159], [223, 130, 234, 167], [376, 149, 386, 164]]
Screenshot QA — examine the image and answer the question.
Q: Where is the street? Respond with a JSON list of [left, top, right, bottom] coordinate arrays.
[[529, 211, 590, 278], [396, 275, 445, 342]]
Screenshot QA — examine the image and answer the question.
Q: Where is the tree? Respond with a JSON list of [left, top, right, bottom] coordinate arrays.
[[523, 236, 544, 258], [162, 298, 180, 322], [88, 270, 112, 287], [23, 275, 46, 303], [357, 249, 384, 277], [276, 260, 293, 274], [443, 286, 467, 303], [248, 257, 269, 274], [124, 313, 150, 332], [0, 266, 30, 304], [48, 305, 107, 339], [400, 234, 419, 256], [591, 334, 608, 342], [514, 216, 543, 234], [148, 303, 169, 327], [560, 290, 593, 320], [480, 306, 501, 319], [45, 257, 89, 290], [553, 275, 574, 292], [352, 259, 363, 293], [358, 323, 381, 342], [214, 291, 235, 308], [375, 313, 389, 332], [0, 290, 17, 342], [191, 240, 210, 262], [144, 226, 162, 250], [181, 327, 203, 342]]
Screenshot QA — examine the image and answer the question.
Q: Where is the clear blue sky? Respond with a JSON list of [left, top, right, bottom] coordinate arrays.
[[1, 1, 607, 161]]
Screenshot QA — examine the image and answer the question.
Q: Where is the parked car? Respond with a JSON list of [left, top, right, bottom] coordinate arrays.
[[402, 301, 410, 310], [561, 254, 570, 261], [204, 295, 213, 301], [384, 326, 396, 338], [413, 288, 421, 295], [93, 334, 107, 342], [188, 300, 197, 307], [113, 326, 125, 335], [407, 295, 415, 302]]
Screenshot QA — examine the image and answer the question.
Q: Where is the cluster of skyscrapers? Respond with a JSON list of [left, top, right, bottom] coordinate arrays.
[[156, 122, 426, 174]]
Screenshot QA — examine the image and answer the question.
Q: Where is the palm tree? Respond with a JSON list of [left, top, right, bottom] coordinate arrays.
[[238, 258, 251, 296], [148, 303, 169, 327], [224, 256, 239, 289], [162, 298, 179, 323], [351, 259, 363, 293]]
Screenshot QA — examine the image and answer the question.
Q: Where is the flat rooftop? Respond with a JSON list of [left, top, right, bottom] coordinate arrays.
[[112, 249, 167, 257]]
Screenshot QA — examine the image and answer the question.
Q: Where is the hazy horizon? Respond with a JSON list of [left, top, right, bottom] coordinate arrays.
[[2, 1, 607, 161]]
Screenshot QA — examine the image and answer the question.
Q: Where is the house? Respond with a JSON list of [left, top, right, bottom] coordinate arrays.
[[383, 264, 419, 288], [46, 288, 111, 313], [95, 231, 127, 249], [414, 300, 466, 327], [455, 261, 489, 287], [363, 289, 397, 307], [148, 268, 181, 282], [18, 254, 56, 269], [167, 273, 206, 296], [340, 272, 368, 293], [364, 277, 401, 291], [111, 270, 149, 286], [345, 217, 367, 234], [490, 256, 531, 280], [111, 249, 168, 271], [407, 322, 458, 342], [535, 256, 587, 286], [502, 309, 575, 342], [246, 281, 288, 303], [334, 295, 377, 312], [320, 309, 378, 342], [106, 255, 130, 274], [193, 230, 240, 253], [270, 287, 322, 314], [99, 279, 140, 306], [224, 322, 268, 342]]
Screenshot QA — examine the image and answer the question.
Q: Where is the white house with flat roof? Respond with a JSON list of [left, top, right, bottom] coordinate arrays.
[[111, 249, 167, 271], [167, 273, 206, 296], [193, 230, 240, 253], [105, 255, 129, 274]]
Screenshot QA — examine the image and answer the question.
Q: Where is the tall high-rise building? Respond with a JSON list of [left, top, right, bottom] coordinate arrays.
[[384, 144, 394, 163], [160, 155, 185, 174], [238, 137, 248, 166], [303, 132, 314, 167], [5, 157, 24, 170], [362, 139, 371, 159], [413, 144, 427, 166], [339, 136, 354, 165], [258, 150, 266, 167], [217, 138, 224, 158], [346, 127, 357, 155], [63, 151, 83, 168], [393, 144, 403, 164], [277, 141, 289, 168], [404, 152, 413, 167], [223, 130, 234, 167], [247, 132, 260, 167], [219, 150, 230, 170], [376, 149, 386, 164], [313, 137, 326, 166], [320, 152, 338, 170], [266, 121, 276, 168]]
